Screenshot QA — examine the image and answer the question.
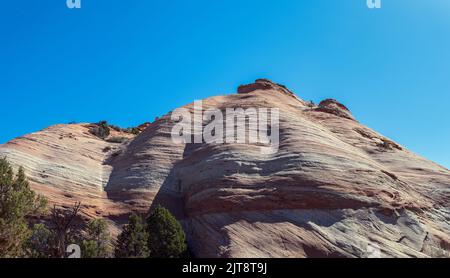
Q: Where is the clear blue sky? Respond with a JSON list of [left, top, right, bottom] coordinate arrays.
[[1, 0, 449, 168]]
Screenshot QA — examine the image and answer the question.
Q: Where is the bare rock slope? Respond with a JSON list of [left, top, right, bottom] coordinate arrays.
[[1, 79, 449, 257]]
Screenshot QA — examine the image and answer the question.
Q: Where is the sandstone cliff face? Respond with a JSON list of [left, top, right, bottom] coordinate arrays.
[[0, 124, 136, 230], [1, 80, 449, 258]]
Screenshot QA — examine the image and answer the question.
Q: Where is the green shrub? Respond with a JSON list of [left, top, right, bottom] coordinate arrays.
[[130, 128, 140, 135], [26, 223, 54, 258], [146, 205, 187, 258], [90, 121, 110, 139], [115, 214, 149, 258], [81, 218, 111, 258], [0, 158, 47, 258]]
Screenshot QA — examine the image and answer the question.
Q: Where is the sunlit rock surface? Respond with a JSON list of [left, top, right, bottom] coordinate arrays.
[[1, 80, 449, 257]]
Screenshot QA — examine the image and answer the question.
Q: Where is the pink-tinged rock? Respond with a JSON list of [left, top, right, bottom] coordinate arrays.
[[1, 79, 449, 257]]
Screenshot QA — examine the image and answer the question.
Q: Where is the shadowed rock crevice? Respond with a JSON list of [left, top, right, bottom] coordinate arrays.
[[1, 79, 449, 257]]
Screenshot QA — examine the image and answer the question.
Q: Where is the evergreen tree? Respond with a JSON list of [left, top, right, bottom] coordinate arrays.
[[0, 158, 47, 258], [90, 121, 110, 139], [26, 223, 54, 258], [146, 205, 187, 258], [115, 214, 149, 258], [81, 218, 111, 258]]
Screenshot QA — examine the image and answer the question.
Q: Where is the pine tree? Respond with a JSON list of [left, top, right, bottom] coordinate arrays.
[[146, 205, 187, 258], [115, 214, 149, 258], [81, 218, 111, 258], [0, 158, 47, 258]]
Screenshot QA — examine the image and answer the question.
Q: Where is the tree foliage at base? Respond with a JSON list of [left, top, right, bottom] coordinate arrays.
[[146, 205, 187, 258], [1, 158, 190, 258], [0, 158, 47, 258], [115, 214, 149, 258], [26, 223, 54, 258], [81, 218, 111, 258]]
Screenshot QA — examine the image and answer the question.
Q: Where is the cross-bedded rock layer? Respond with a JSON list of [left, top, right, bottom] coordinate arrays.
[[1, 80, 449, 257]]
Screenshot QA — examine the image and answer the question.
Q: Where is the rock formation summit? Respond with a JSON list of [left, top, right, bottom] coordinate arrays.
[[1, 79, 449, 258]]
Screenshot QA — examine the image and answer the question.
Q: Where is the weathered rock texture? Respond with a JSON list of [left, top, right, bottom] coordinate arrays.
[[1, 79, 449, 258]]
